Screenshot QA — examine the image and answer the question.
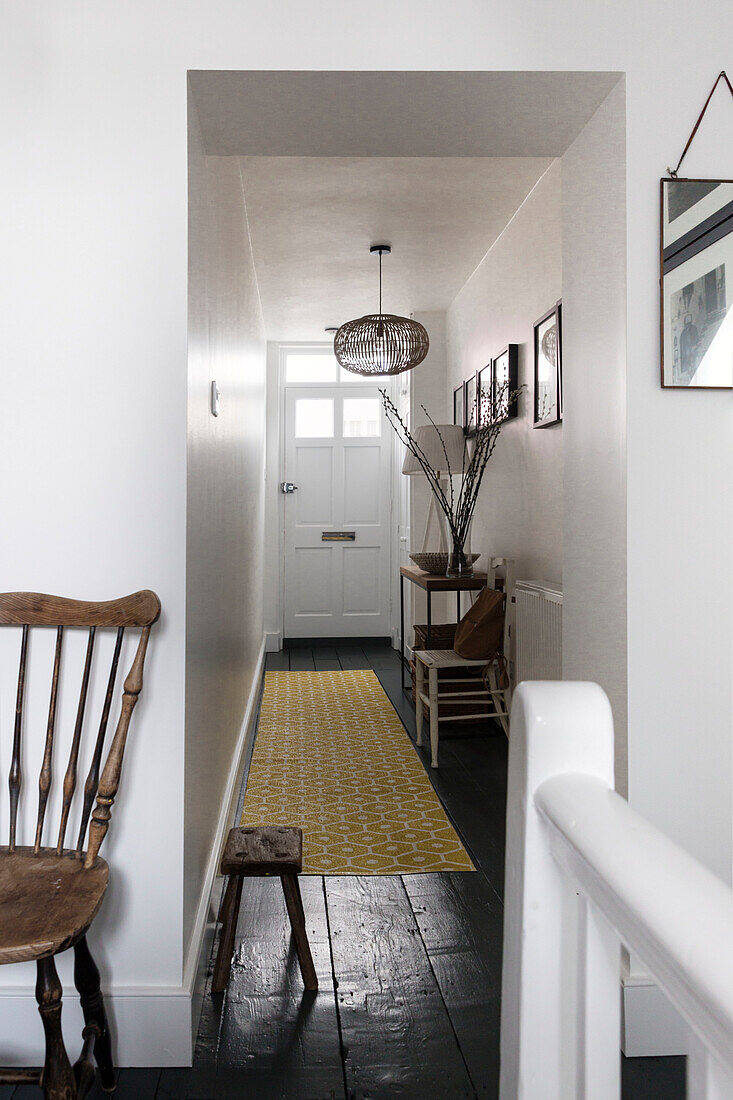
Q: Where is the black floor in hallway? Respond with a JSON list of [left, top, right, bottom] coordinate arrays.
[[0, 641, 686, 1098]]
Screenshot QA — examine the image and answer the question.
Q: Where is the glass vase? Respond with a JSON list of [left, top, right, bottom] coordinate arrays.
[[446, 534, 473, 578]]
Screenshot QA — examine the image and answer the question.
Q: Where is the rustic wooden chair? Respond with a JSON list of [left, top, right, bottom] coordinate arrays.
[[414, 558, 515, 767], [0, 590, 160, 1099]]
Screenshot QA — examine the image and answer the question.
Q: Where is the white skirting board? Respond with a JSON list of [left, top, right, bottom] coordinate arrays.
[[0, 638, 265, 1068], [184, 635, 265, 1061], [622, 976, 690, 1056], [0, 985, 194, 1066], [265, 631, 282, 652]]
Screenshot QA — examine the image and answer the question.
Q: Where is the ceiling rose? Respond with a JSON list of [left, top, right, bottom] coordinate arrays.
[[333, 245, 429, 377]]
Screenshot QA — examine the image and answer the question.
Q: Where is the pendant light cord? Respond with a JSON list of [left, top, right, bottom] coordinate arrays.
[[379, 249, 383, 316]]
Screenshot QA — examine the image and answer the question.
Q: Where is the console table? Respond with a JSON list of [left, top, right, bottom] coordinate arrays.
[[399, 565, 488, 689]]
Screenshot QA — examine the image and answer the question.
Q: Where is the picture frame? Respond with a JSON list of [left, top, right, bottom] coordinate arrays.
[[660, 177, 733, 389], [477, 364, 492, 428], [533, 302, 562, 428], [491, 344, 519, 422], [464, 373, 478, 435], [453, 382, 465, 430]]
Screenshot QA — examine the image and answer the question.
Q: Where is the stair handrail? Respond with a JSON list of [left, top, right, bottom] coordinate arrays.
[[500, 681, 733, 1099]]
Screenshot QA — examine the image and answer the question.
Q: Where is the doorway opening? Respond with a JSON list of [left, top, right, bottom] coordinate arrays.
[[186, 69, 636, 1096]]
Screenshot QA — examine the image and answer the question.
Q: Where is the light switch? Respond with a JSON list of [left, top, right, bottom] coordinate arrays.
[[210, 380, 221, 417]]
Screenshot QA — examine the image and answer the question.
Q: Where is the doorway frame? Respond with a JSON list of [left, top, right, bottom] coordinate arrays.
[[266, 341, 403, 650]]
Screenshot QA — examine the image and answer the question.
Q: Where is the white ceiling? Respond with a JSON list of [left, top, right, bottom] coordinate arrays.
[[189, 70, 622, 342], [240, 156, 552, 341], [190, 71, 621, 157]]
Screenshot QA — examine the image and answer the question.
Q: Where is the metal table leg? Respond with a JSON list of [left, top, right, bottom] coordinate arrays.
[[456, 590, 461, 623], [400, 572, 406, 690]]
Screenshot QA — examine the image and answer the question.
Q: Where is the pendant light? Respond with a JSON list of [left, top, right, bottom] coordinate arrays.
[[334, 245, 429, 376]]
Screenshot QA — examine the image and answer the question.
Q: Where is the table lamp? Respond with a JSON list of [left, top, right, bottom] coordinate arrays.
[[401, 424, 466, 552]]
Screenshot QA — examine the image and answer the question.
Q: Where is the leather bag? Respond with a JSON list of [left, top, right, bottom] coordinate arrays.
[[453, 586, 505, 661]]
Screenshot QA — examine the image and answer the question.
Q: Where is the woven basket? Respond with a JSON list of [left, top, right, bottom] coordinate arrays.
[[409, 552, 480, 575], [410, 623, 488, 723]]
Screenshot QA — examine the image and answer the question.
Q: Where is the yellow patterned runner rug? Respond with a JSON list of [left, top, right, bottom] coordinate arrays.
[[241, 669, 475, 874]]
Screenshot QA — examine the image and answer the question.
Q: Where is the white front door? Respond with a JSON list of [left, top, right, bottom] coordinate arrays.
[[283, 384, 391, 639]]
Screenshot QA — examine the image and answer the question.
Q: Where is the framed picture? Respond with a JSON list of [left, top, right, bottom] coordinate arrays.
[[453, 383, 465, 429], [534, 302, 562, 427], [477, 364, 492, 428], [660, 177, 733, 388], [492, 344, 519, 422], [464, 373, 477, 434]]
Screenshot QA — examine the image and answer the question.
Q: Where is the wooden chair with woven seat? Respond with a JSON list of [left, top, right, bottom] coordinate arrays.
[[414, 558, 515, 768], [0, 590, 161, 1099]]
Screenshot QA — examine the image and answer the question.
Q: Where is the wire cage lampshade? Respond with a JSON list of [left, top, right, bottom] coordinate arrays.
[[334, 245, 429, 377]]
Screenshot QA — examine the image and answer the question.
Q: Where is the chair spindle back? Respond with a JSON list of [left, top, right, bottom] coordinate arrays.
[[0, 591, 160, 867]]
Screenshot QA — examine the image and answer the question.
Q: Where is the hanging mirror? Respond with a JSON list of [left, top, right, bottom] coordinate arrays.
[[660, 178, 733, 389]]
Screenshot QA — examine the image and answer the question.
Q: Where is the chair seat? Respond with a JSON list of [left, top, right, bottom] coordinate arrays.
[[220, 826, 303, 876], [0, 848, 109, 964], [414, 649, 490, 668]]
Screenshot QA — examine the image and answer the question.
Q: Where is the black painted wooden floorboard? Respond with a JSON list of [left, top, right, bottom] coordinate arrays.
[[216, 876, 344, 1098], [313, 646, 341, 670], [9, 1068, 162, 1100], [358, 642, 397, 669], [102, 1069, 162, 1098], [334, 647, 370, 670], [265, 650, 290, 671], [288, 649, 316, 671], [193, 966, 224, 1071], [157, 1065, 228, 1099], [404, 873, 503, 1096], [325, 876, 476, 1099], [622, 1054, 686, 1099]]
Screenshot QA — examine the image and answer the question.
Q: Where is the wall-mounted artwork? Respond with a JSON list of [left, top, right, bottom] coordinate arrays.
[[477, 364, 492, 428], [464, 373, 477, 434], [533, 302, 562, 428], [453, 383, 465, 430], [660, 178, 733, 389], [492, 344, 519, 422]]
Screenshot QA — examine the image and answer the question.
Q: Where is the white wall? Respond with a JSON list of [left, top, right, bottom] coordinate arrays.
[[625, 81, 733, 888], [561, 82, 628, 793], [2, 0, 732, 1065], [186, 104, 266, 961], [263, 343, 283, 649], [446, 161, 563, 583]]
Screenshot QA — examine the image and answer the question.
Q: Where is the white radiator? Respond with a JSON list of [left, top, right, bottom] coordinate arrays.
[[514, 580, 563, 684]]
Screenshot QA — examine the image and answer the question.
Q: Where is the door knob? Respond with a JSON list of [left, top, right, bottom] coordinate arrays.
[[280, 482, 298, 494]]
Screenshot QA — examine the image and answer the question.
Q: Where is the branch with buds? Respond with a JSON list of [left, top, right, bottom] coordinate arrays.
[[380, 380, 524, 559]]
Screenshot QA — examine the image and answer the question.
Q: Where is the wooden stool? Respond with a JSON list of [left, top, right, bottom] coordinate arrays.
[[212, 825, 318, 994]]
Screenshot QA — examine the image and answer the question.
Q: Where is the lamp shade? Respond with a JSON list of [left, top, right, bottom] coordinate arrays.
[[401, 424, 466, 476], [334, 314, 429, 377], [333, 245, 430, 377]]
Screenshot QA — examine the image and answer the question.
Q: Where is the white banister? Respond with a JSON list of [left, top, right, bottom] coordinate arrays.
[[500, 681, 733, 1100]]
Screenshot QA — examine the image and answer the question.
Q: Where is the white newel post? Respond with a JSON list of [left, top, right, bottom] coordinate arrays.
[[500, 681, 620, 1099], [687, 1034, 733, 1100]]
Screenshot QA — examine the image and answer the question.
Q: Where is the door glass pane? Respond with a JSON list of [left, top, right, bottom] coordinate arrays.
[[343, 398, 381, 437], [286, 353, 336, 383], [295, 398, 334, 437]]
